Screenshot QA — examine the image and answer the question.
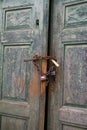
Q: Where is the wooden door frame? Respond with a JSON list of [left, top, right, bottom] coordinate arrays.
[[44, 0, 55, 129], [46, 0, 63, 130], [36, 1, 50, 130]]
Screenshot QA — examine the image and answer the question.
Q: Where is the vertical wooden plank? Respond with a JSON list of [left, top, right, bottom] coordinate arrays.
[[47, 0, 63, 130], [39, 60, 47, 130], [39, 0, 49, 129]]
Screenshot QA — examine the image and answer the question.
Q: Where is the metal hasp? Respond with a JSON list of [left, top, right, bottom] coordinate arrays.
[[24, 55, 59, 82]]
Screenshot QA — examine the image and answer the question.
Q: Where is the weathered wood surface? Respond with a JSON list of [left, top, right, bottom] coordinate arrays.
[[1, 116, 27, 130], [47, 0, 87, 130], [63, 125, 86, 130], [0, 100, 30, 117], [64, 45, 87, 105], [0, 0, 49, 130], [59, 106, 87, 126]]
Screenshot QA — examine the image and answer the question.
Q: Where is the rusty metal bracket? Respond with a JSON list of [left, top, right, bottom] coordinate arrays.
[[24, 55, 59, 82]]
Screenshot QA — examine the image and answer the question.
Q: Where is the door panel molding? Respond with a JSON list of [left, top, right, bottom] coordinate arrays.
[[59, 106, 87, 127], [0, 100, 29, 118], [47, 0, 87, 130]]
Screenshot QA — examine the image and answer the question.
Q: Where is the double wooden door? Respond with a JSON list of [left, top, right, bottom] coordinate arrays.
[[0, 0, 49, 130], [1, 0, 87, 130]]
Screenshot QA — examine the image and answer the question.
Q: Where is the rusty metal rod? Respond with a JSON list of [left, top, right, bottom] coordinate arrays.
[[24, 56, 56, 62]]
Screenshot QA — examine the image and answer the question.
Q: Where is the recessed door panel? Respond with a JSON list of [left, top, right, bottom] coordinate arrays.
[[64, 45, 87, 105], [3, 45, 31, 101], [1, 116, 27, 130], [5, 7, 32, 30]]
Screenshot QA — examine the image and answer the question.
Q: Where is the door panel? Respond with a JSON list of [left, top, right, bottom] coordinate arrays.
[[59, 106, 87, 126], [63, 125, 86, 130], [48, 0, 87, 130], [1, 116, 27, 130], [64, 45, 87, 105], [3, 45, 30, 100], [0, 0, 49, 130]]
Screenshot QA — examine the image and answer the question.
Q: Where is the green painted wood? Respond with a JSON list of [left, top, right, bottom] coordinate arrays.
[[63, 125, 87, 130], [0, 0, 49, 130], [1, 116, 27, 130], [47, 0, 87, 130]]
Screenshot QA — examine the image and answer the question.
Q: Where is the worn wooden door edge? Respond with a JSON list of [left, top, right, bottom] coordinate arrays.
[[39, 60, 47, 130], [39, 1, 50, 130]]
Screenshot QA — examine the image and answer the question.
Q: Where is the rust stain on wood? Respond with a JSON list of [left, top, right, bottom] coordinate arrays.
[[39, 60, 47, 130], [30, 69, 40, 96]]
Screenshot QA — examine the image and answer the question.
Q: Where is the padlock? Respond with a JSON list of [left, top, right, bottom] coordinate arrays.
[[40, 75, 47, 81], [24, 55, 59, 82]]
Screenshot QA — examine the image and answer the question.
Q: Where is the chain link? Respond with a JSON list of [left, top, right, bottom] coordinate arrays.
[[24, 55, 57, 76]]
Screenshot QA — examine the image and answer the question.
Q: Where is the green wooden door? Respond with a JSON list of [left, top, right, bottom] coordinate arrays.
[[0, 0, 49, 130], [48, 0, 87, 130]]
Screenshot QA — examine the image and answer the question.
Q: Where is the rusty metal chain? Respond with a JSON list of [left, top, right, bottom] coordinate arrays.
[[24, 55, 59, 82], [33, 55, 51, 76], [33, 55, 42, 75], [24, 55, 57, 76]]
